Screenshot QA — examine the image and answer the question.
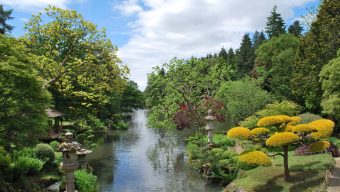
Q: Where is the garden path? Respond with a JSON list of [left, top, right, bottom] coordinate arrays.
[[327, 157, 340, 192]]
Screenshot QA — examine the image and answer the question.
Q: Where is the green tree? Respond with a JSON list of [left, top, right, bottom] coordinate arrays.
[[252, 31, 267, 49], [0, 4, 13, 35], [215, 79, 272, 122], [265, 6, 286, 38], [120, 81, 144, 113], [0, 35, 50, 148], [236, 33, 254, 77], [291, 0, 340, 111], [320, 50, 340, 125], [254, 33, 300, 99], [288, 20, 303, 37], [24, 6, 128, 121]]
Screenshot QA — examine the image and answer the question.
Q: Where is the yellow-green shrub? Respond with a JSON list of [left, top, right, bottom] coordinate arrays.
[[308, 141, 330, 153], [227, 127, 251, 139], [239, 151, 271, 166], [251, 128, 270, 136], [266, 132, 299, 147]]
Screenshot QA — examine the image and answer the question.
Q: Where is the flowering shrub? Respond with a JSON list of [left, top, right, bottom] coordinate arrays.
[[291, 124, 315, 133], [308, 141, 330, 153], [266, 132, 299, 147], [251, 128, 269, 136], [239, 151, 272, 166], [309, 119, 335, 139], [227, 127, 251, 139], [257, 115, 290, 127]]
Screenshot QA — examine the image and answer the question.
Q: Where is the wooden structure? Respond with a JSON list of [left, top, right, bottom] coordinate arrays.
[[46, 108, 64, 130]]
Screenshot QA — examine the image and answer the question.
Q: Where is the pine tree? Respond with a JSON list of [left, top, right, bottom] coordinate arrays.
[[236, 33, 254, 77], [0, 4, 13, 34], [218, 47, 228, 60], [265, 6, 286, 38], [253, 31, 267, 49], [291, 0, 340, 111], [288, 20, 303, 37], [227, 48, 235, 66]]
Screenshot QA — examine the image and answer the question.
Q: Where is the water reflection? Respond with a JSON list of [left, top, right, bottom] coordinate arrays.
[[88, 110, 222, 192]]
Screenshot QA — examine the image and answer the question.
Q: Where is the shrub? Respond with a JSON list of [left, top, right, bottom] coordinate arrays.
[[13, 157, 44, 175], [0, 147, 11, 170], [49, 141, 60, 151], [34, 143, 55, 163], [308, 141, 330, 153], [227, 127, 251, 139], [240, 100, 303, 128], [216, 79, 272, 122], [74, 170, 98, 192], [251, 128, 270, 136], [298, 113, 322, 124], [15, 147, 36, 158], [212, 134, 234, 147], [239, 151, 272, 167]]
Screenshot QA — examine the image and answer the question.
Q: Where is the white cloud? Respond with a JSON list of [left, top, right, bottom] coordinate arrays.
[[116, 0, 316, 90], [0, 0, 70, 11]]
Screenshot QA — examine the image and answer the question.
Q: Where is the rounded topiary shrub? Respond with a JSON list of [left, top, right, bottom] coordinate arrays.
[[34, 143, 55, 163]]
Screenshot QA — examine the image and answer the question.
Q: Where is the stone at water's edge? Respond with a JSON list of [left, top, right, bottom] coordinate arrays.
[[46, 181, 61, 192]]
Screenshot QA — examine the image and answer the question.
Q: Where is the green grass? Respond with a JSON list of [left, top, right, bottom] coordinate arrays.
[[231, 153, 334, 192]]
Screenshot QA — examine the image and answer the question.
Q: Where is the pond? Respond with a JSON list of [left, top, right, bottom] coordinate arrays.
[[88, 110, 226, 192]]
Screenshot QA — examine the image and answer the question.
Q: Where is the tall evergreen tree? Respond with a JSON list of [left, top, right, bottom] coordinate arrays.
[[236, 33, 254, 77], [265, 6, 286, 38], [227, 48, 235, 66], [0, 4, 13, 35], [288, 20, 303, 37], [291, 0, 340, 111], [253, 31, 267, 49], [218, 47, 228, 60]]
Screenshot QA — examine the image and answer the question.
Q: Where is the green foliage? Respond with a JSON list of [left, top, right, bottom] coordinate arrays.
[[288, 20, 303, 37], [74, 170, 98, 192], [121, 81, 144, 112], [254, 33, 300, 99], [34, 143, 55, 163], [297, 113, 322, 124], [320, 50, 340, 123], [291, 0, 340, 111], [212, 134, 235, 147], [0, 4, 13, 34], [24, 6, 128, 123], [0, 34, 50, 147], [186, 134, 239, 184], [236, 33, 254, 77], [145, 57, 235, 128], [0, 147, 11, 171], [265, 6, 286, 38], [240, 100, 303, 128], [49, 141, 60, 151], [13, 157, 44, 175], [216, 79, 272, 122]]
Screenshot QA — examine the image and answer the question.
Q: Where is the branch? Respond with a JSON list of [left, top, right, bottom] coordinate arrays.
[[268, 152, 284, 157], [46, 44, 74, 86]]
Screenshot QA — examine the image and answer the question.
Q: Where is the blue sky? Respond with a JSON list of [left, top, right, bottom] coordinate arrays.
[[1, 0, 320, 90]]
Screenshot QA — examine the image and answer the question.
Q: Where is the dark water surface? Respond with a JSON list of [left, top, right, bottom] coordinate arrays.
[[88, 110, 223, 192]]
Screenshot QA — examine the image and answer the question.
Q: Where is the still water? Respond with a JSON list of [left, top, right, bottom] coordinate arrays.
[[88, 110, 223, 192]]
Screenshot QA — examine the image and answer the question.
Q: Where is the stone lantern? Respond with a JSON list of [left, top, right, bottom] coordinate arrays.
[[77, 148, 92, 170], [59, 132, 81, 192], [205, 110, 216, 145]]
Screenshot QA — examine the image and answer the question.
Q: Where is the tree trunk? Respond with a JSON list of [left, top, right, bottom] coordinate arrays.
[[283, 145, 290, 181]]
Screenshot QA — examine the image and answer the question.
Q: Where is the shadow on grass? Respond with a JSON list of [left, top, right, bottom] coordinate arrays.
[[254, 170, 323, 192], [289, 161, 320, 171]]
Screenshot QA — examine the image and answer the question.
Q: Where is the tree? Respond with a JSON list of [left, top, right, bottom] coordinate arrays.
[[265, 6, 286, 38], [218, 47, 228, 60], [0, 4, 13, 34], [120, 81, 144, 113], [252, 31, 267, 49], [24, 6, 128, 121], [0, 35, 50, 148], [228, 115, 335, 181], [236, 33, 254, 77], [215, 79, 272, 122], [288, 20, 303, 37], [320, 50, 340, 126], [254, 33, 300, 99], [291, 0, 340, 111]]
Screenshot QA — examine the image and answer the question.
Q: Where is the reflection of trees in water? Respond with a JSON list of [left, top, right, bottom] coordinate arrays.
[[87, 134, 117, 185], [147, 131, 185, 174]]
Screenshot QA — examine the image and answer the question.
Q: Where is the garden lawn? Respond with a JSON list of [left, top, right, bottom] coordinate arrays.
[[231, 153, 335, 192]]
